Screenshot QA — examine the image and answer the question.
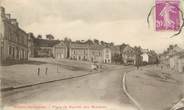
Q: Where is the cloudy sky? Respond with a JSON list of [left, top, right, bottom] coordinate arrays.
[[0, 0, 184, 53]]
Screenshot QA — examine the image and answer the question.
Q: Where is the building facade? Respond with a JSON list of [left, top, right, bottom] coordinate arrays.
[[141, 53, 149, 63], [0, 7, 28, 64], [68, 43, 111, 63], [69, 43, 89, 61], [110, 45, 121, 64], [88, 44, 104, 63], [103, 47, 111, 63], [169, 50, 184, 72], [34, 39, 60, 57], [53, 41, 67, 59], [121, 45, 136, 65]]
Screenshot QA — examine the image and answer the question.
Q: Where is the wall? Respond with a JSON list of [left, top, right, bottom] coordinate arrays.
[[103, 48, 111, 63]]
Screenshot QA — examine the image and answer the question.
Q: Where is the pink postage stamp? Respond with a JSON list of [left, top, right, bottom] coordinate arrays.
[[156, 0, 180, 31]]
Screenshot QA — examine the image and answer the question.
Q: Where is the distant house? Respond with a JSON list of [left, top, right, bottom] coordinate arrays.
[[110, 45, 121, 63], [160, 45, 183, 67], [168, 50, 184, 72], [168, 46, 183, 69], [103, 47, 111, 63], [141, 52, 158, 65], [53, 41, 67, 59], [68, 43, 112, 63], [168, 46, 183, 56], [69, 43, 89, 61], [169, 50, 184, 71], [121, 45, 136, 65], [110, 45, 121, 56], [34, 39, 60, 57], [88, 44, 104, 63], [141, 53, 149, 64]]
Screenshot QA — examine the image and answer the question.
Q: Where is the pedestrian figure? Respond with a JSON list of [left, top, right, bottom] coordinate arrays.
[[37, 68, 40, 76], [45, 67, 48, 75]]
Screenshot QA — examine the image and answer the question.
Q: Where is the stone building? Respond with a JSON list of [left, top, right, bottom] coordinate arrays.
[[110, 45, 121, 64], [88, 44, 104, 63], [0, 7, 28, 64], [121, 45, 136, 65], [68, 42, 111, 63], [169, 50, 184, 72], [53, 41, 67, 59], [103, 47, 111, 63], [69, 43, 89, 61], [34, 39, 60, 57]]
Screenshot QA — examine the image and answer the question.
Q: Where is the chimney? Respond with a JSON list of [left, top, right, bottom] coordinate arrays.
[[5, 14, 11, 20], [10, 19, 19, 27]]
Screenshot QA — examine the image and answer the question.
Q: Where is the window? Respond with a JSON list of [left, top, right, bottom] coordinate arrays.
[[9, 46, 11, 55]]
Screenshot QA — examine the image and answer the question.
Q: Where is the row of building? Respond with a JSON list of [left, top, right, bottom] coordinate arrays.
[[160, 45, 184, 73], [53, 42, 112, 63], [0, 6, 158, 65], [28, 35, 158, 65], [0, 7, 28, 64]]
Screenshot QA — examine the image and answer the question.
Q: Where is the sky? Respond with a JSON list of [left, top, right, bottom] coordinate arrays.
[[0, 0, 184, 53]]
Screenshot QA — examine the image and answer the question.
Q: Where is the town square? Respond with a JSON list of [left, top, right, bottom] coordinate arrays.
[[0, 0, 184, 110]]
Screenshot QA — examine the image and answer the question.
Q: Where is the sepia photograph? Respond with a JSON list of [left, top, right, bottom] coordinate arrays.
[[0, 0, 184, 110]]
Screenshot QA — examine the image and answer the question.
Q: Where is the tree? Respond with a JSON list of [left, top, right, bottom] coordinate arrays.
[[37, 35, 42, 39], [93, 39, 99, 44], [100, 41, 105, 45], [112, 53, 122, 64], [120, 43, 127, 53], [85, 39, 94, 45], [64, 37, 72, 58], [109, 42, 114, 46], [46, 34, 54, 40], [28, 33, 35, 39], [134, 46, 142, 69]]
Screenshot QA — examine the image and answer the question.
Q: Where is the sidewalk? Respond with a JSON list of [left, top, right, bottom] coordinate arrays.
[[0, 58, 95, 91], [126, 65, 184, 110]]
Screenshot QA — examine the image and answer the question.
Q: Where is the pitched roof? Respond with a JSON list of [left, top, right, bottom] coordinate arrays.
[[141, 49, 149, 53], [70, 42, 89, 48], [110, 46, 120, 51], [170, 50, 184, 58], [89, 44, 104, 50], [122, 45, 134, 52], [35, 39, 60, 47], [53, 41, 67, 48]]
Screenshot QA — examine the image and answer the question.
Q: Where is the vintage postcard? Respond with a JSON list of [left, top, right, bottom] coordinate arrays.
[[0, 0, 184, 110]]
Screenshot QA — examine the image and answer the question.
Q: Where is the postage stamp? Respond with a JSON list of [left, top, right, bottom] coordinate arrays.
[[156, 0, 180, 31]]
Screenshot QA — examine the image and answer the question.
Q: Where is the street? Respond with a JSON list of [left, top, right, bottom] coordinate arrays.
[[1, 65, 136, 110]]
